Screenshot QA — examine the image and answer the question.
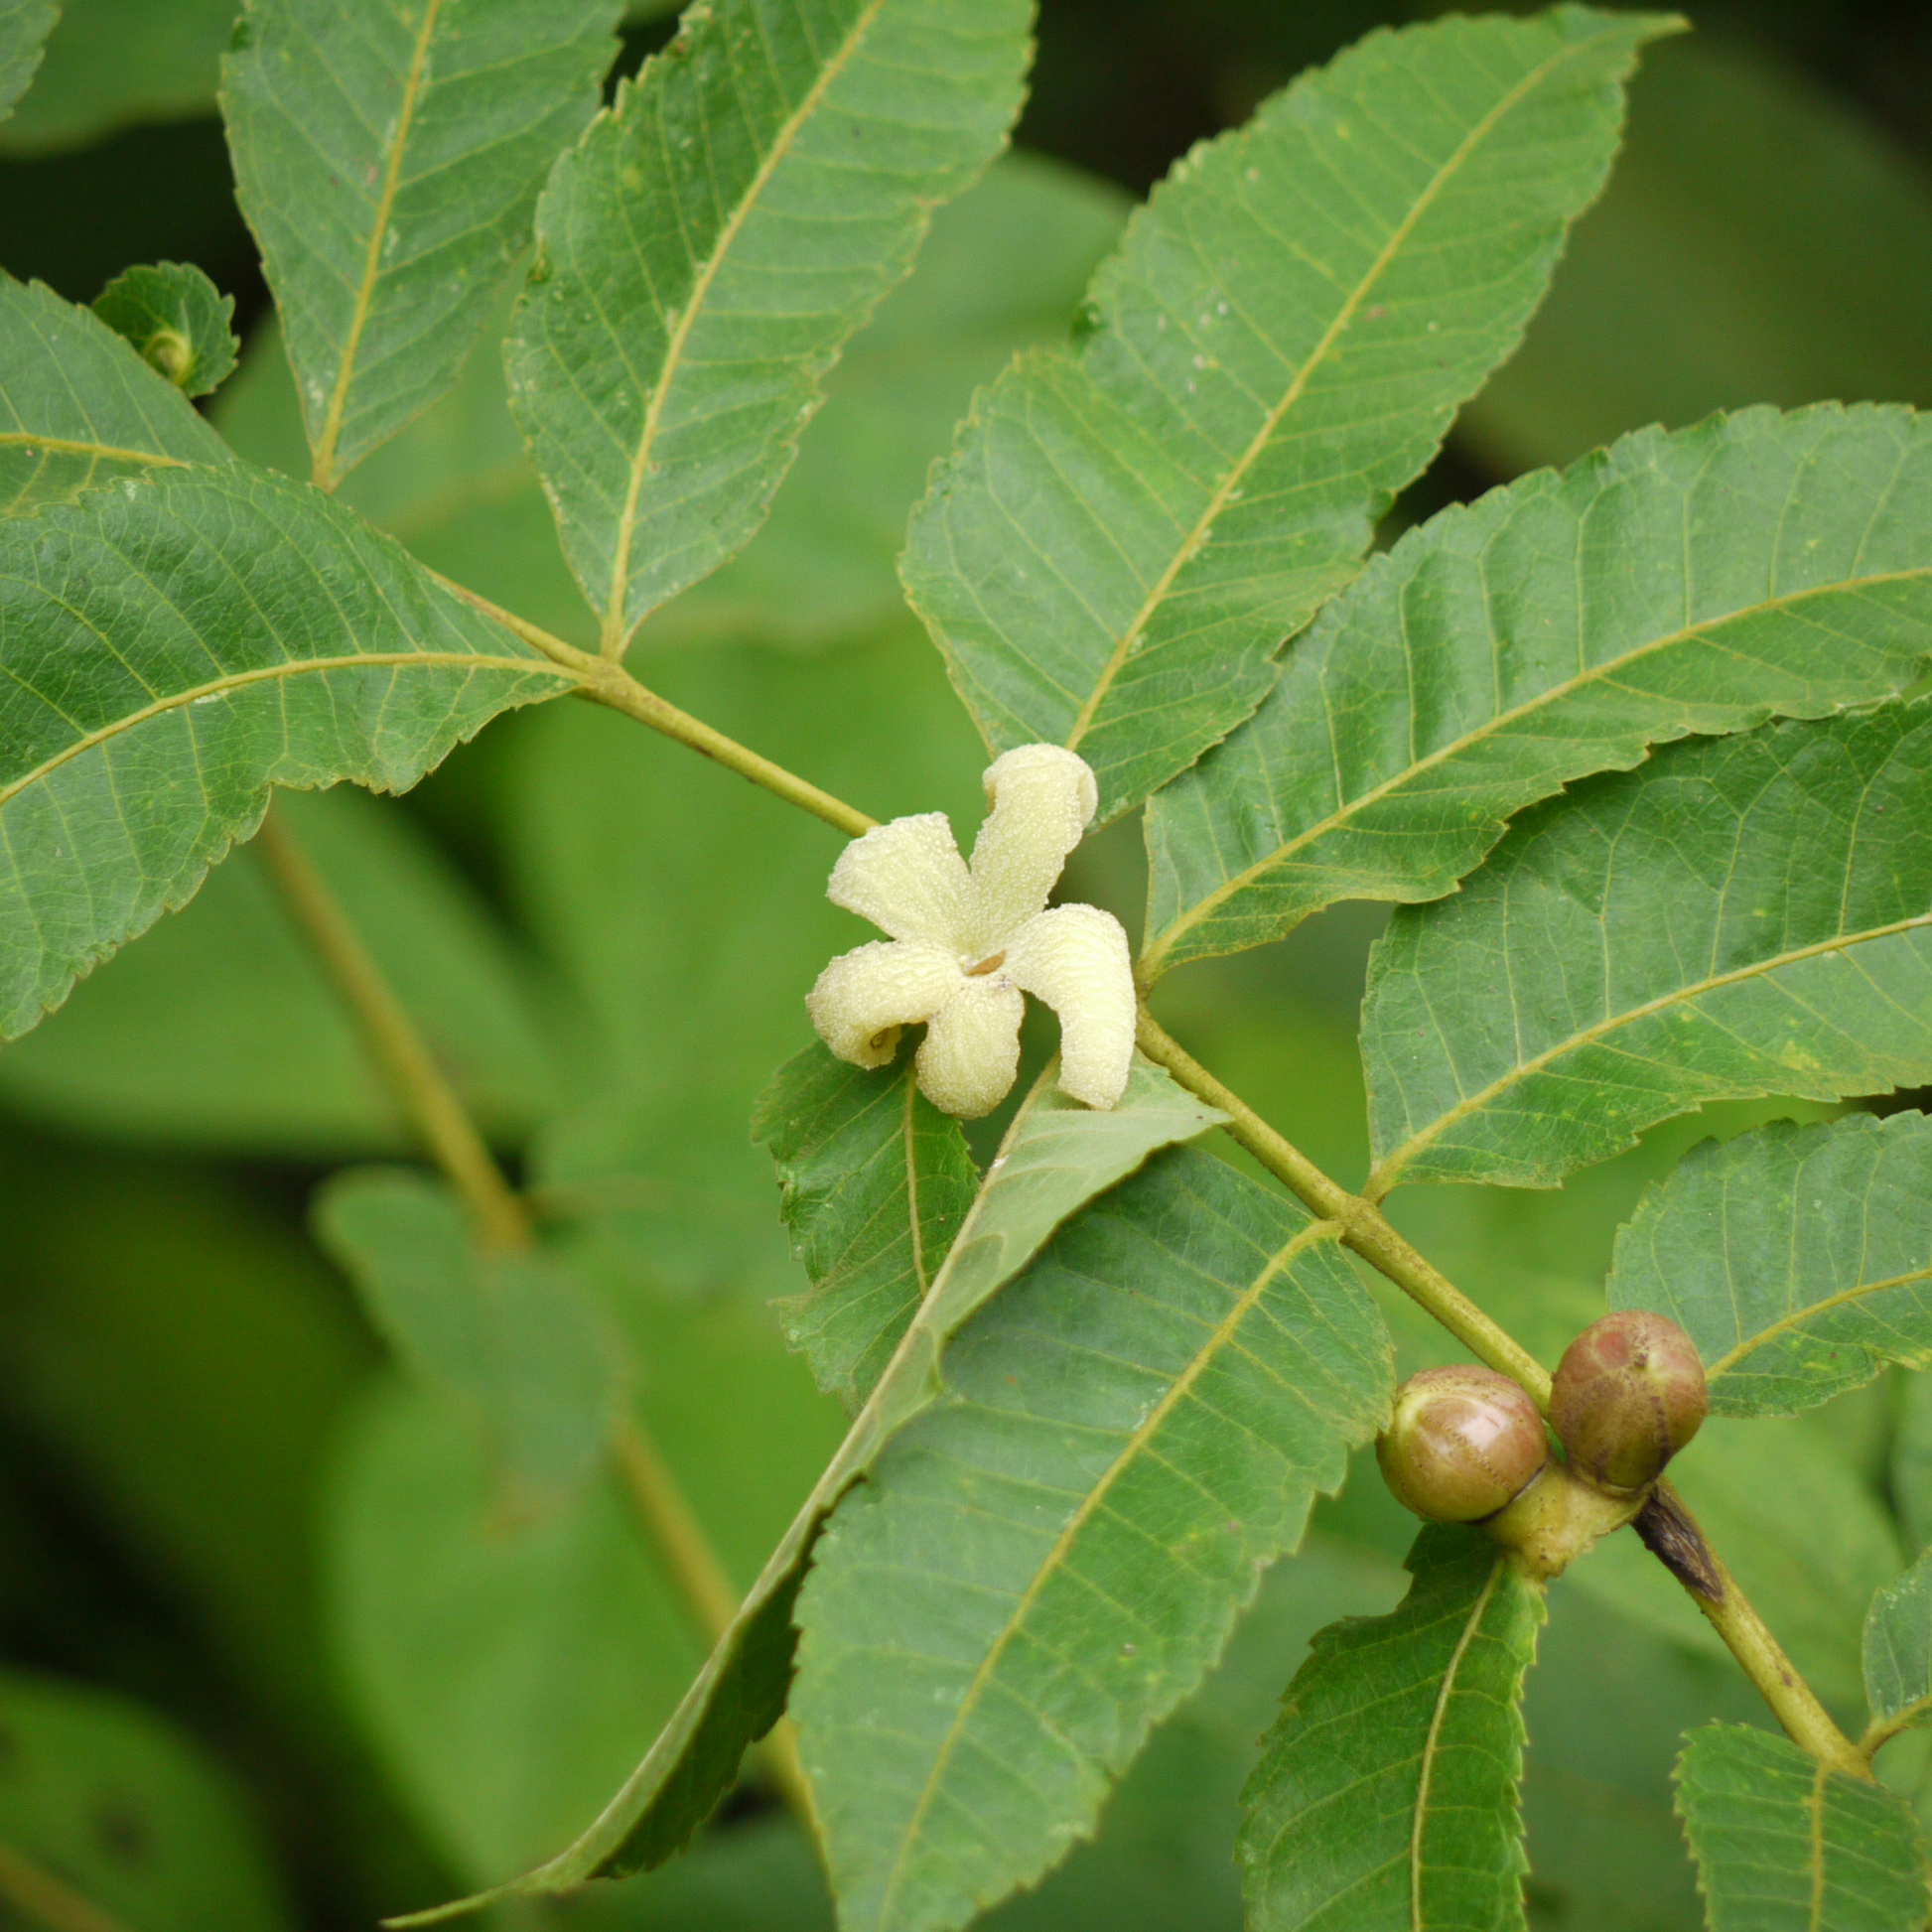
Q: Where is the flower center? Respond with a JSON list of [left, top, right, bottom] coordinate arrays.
[[965, 950, 1007, 977]]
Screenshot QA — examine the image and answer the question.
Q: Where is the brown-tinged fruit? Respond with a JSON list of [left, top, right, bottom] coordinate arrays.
[[1550, 1310, 1708, 1494], [1376, 1364, 1549, 1522]]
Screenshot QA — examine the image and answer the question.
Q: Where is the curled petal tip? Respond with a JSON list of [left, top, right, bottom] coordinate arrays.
[[982, 743, 1099, 827], [1005, 903, 1135, 1110], [806, 940, 960, 1069]]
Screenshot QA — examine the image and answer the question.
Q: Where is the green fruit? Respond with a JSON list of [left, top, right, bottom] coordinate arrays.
[[1550, 1311, 1708, 1494], [1376, 1365, 1549, 1522]]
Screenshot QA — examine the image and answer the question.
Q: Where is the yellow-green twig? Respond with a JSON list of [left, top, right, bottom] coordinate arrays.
[[1132, 1007, 1550, 1400], [429, 573, 876, 840], [253, 801, 528, 1250]]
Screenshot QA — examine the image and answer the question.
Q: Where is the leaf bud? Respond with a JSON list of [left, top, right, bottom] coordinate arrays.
[[1376, 1365, 1549, 1522], [1549, 1311, 1708, 1494]]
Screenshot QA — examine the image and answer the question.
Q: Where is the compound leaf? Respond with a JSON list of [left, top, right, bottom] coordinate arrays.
[[1238, 1523, 1545, 1932], [508, 0, 1033, 652], [755, 1041, 979, 1412], [0, 462, 571, 1040], [92, 260, 238, 397], [1, 268, 230, 514], [1675, 1724, 1930, 1931], [1362, 702, 1932, 1191], [394, 1059, 1223, 1921], [1144, 405, 1932, 978], [792, 1143, 1391, 1932], [317, 1168, 627, 1510], [901, 6, 1675, 824], [222, 0, 625, 484], [1864, 1547, 1932, 1741], [1608, 1111, 1932, 1418], [0, 0, 58, 124]]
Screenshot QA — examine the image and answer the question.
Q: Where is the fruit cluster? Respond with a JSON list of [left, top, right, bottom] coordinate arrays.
[[1375, 1311, 1709, 1579]]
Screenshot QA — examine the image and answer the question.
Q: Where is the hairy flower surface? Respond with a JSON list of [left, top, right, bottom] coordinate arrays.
[[806, 746, 1135, 1117]]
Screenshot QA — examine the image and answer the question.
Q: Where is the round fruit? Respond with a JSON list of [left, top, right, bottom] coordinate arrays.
[[1376, 1365, 1549, 1522], [1549, 1311, 1709, 1494]]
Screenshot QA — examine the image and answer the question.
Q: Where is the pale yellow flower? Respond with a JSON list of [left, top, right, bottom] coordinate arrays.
[[806, 746, 1135, 1118]]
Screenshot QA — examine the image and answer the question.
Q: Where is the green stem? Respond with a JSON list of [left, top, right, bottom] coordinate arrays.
[[1133, 1004, 1868, 1774], [1859, 1700, 1932, 1762], [429, 573, 877, 840], [0, 1840, 135, 1932], [1133, 1008, 1550, 1402], [255, 799, 819, 1829]]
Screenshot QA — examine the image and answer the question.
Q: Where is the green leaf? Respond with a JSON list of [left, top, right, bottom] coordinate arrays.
[[1461, 37, 1932, 479], [1, 267, 230, 514], [642, 151, 1130, 655], [326, 1375, 704, 1887], [0, 462, 571, 1040], [754, 1041, 979, 1411], [900, 7, 1674, 825], [505, 0, 1033, 651], [1675, 1724, 1930, 1931], [317, 1168, 627, 1509], [1362, 702, 1932, 1192], [211, 154, 1131, 658], [92, 259, 237, 397], [0, 782, 561, 1156], [326, 1242, 850, 1887], [1867, 1548, 1932, 1747], [0, 1665, 295, 1932], [222, 0, 624, 483], [0, 0, 58, 125], [397, 1060, 1223, 1920], [1607, 1112, 1932, 1419], [0, 0, 235, 153], [1143, 405, 1932, 978], [791, 1142, 1391, 1932], [1238, 1523, 1545, 1932]]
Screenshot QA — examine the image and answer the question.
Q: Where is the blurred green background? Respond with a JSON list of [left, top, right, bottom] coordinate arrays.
[[2, 2, 1931, 1928]]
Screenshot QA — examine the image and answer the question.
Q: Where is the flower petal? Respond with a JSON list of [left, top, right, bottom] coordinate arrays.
[[807, 940, 962, 1068], [1005, 903, 1135, 1110], [966, 745, 1098, 948], [827, 812, 973, 946], [916, 977, 1024, 1119]]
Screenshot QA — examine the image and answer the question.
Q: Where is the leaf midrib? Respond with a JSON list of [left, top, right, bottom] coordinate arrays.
[[1704, 1260, 1932, 1385], [1370, 913, 1932, 1192], [901, 1070, 933, 1300], [311, 0, 448, 489], [1807, 1757, 1830, 1932], [1411, 1555, 1505, 1932], [0, 649, 562, 807], [599, 0, 888, 654], [1061, 24, 1619, 757], [0, 431, 191, 468], [871, 1213, 1344, 1929], [1144, 565, 1932, 975]]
